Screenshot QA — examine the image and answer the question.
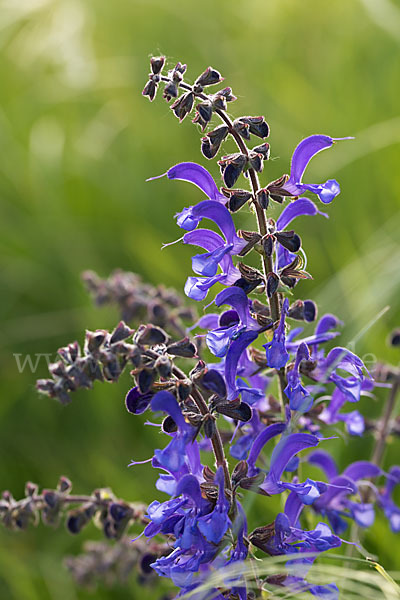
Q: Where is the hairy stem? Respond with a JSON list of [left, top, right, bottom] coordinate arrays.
[[144, 350, 231, 489]]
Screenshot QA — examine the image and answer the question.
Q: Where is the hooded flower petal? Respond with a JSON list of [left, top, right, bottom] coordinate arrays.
[[176, 200, 246, 253], [225, 330, 259, 400], [264, 298, 290, 369], [276, 197, 328, 231], [149, 162, 225, 202], [283, 135, 352, 204]]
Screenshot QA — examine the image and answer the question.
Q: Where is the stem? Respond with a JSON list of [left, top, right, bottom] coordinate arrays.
[[159, 77, 288, 411], [144, 349, 232, 490], [371, 378, 400, 466]]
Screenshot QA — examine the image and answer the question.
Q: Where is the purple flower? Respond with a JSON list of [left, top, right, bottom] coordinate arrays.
[[148, 161, 226, 203], [284, 342, 313, 413], [182, 229, 241, 300], [309, 451, 380, 532], [224, 330, 259, 400], [264, 298, 290, 369], [206, 287, 260, 357], [171, 201, 246, 300], [197, 467, 232, 543], [150, 391, 202, 495], [320, 387, 365, 436], [282, 135, 352, 204]]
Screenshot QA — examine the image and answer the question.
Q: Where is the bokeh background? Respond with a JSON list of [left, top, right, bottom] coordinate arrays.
[[1, 0, 400, 598]]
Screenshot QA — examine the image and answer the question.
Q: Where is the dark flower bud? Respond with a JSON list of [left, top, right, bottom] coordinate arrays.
[[142, 79, 157, 102], [201, 369, 227, 397], [24, 482, 38, 497], [201, 137, 215, 159], [57, 476, 72, 494], [248, 151, 263, 173], [208, 125, 229, 145], [163, 81, 178, 102], [216, 399, 252, 422], [267, 174, 294, 198], [253, 142, 270, 160], [102, 353, 121, 381], [155, 355, 172, 379], [262, 234, 275, 257], [195, 66, 223, 87], [211, 94, 227, 111], [137, 368, 156, 394], [49, 360, 68, 378], [233, 119, 250, 140], [170, 92, 194, 122], [58, 341, 80, 364], [256, 188, 270, 210], [162, 415, 178, 433], [150, 56, 165, 75], [218, 87, 237, 102], [266, 273, 280, 298], [239, 473, 269, 495], [237, 230, 262, 256], [255, 313, 273, 329], [177, 379, 192, 401], [172, 62, 187, 77], [219, 154, 247, 188], [275, 230, 301, 253], [287, 299, 305, 321], [231, 460, 248, 487], [110, 321, 133, 344], [204, 416, 217, 439], [166, 337, 197, 358], [238, 262, 264, 283], [239, 116, 270, 138], [66, 510, 90, 535], [280, 275, 297, 288], [136, 324, 168, 345], [141, 553, 157, 575], [43, 490, 60, 509], [192, 112, 208, 131], [85, 329, 107, 353], [303, 300, 317, 322], [125, 386, 153, 414], [233, 277, 262, 294], [389, 329, 400, 347], [189, 360, 207, 381], [270, 193, 284, 204], [249, 523, 276, 551], [109, 502, 132, 523], [196, 101, 213, 123], [223, 188, 252, 212]]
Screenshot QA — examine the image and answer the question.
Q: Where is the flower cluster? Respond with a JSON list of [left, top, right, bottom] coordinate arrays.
[[2, 58, 399, 600], [136, 58, 400, 599]]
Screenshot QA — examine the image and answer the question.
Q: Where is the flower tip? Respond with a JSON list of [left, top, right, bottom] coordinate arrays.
[[146, 172, 167, 182], [333, 136, 355, 142]]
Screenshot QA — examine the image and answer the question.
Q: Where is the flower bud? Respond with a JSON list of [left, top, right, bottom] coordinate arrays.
[[142, 79, 157, 102], [256, 188, 270, 210], [266, 273, 280, 298], [167, 337, 197, 358], [239, 116, 269, 138], [275, 230, 302, 252], [150, 56, 165, 75], [195, 66, 223, 87]]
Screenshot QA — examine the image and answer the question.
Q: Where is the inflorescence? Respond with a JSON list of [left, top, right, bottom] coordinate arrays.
[[2, 57, 400, 599]]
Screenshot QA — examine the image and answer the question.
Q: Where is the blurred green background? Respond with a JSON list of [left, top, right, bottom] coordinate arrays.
[[0, 0, 400, 597]]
